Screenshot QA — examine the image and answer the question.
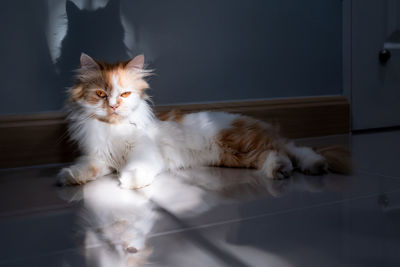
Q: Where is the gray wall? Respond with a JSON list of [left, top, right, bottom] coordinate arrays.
[[0, 0, 342, 115]]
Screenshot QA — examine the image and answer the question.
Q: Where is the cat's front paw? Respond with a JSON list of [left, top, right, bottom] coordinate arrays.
[[119, 169, 155, 190], [57, 166, 97, 186], [57, 167, 76, 186]]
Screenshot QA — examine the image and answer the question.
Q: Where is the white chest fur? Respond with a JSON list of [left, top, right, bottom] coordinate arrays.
[[80, 119, 139, 169]]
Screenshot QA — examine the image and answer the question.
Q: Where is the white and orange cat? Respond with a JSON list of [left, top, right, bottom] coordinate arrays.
[[58, 53, 348, 189]]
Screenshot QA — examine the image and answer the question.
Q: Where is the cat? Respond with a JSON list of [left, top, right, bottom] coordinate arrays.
[[57, 53, 350, 189]]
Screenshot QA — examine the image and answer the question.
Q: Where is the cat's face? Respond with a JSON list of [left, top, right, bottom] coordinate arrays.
[[70, 54, 150, 123]]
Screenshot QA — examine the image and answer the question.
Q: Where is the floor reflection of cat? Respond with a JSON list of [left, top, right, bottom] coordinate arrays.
[[58, 168, 347, 266]]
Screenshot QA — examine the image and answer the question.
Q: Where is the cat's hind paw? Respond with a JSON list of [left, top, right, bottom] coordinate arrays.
[[261, 152, 293, 180], [298, 153, 328, 175], [300, 158, 328, 175]]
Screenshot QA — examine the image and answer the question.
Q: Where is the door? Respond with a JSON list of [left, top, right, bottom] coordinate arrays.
[[350, 0, 400, 130]]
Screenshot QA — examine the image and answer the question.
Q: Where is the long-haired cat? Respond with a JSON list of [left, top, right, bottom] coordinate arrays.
[[57, 53, 350, 189]]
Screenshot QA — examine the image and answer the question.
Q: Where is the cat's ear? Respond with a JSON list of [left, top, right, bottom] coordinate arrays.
[[126, 54, 145, 70], [66, 1, 80, 17], [80, 53, 99, 70]]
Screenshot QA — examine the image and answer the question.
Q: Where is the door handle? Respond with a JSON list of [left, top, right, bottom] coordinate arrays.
[[379, 49, 391, 64]]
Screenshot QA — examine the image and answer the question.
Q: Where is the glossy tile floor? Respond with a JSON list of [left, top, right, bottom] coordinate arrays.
[[1, 130, 400, 267]]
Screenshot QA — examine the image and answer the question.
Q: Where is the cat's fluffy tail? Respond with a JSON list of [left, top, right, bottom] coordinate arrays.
[[315, 146, 352, 175]]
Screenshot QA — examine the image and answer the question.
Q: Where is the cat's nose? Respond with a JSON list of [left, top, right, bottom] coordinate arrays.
[[110, 104, 119, 110]]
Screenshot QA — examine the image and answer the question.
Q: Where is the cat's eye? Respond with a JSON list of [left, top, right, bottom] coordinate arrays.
[[96, 90, 107, 98], [120, 91, 132, 98]]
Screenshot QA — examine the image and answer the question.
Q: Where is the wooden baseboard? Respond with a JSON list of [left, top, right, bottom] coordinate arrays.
[[0, 96, 349, 168]]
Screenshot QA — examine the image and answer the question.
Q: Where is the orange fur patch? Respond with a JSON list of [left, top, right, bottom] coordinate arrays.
[[71, 59, 150, 102], [316, 145, 352, 174], [89, 165, 99, 177], [69, 58, 151, 123], [158, 109, 185, 123], [216, 117, 285, 169], [69, 85, 85, 102]]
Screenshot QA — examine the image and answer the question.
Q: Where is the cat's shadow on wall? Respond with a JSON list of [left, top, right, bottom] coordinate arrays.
[[56, 0, 130, 88]]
